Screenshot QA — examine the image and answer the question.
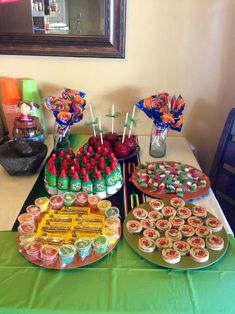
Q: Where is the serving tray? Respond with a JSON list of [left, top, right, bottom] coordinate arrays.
[[130, 161, 210, 200], [17, 207, 121, 269], [123, 199, 228, 270]]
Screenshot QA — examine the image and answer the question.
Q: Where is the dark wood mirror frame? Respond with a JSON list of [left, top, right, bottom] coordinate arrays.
[[0, 0, 126, 58]]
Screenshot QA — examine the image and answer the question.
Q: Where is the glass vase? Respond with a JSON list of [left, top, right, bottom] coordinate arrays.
[[53, 123, 70, 153], [149, 124, 169, 158]]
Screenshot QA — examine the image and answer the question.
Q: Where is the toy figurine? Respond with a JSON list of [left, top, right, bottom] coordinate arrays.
[[17, 102, 39, 122], [12, 102, 44, 141]]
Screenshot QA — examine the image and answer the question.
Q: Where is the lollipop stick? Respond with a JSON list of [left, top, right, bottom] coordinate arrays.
[[89, 103, 96, 137], [128, 105, 136, 138], [98, 117, 103, 145], [111, 103, 114, 134], [122, 112, 129, 143]]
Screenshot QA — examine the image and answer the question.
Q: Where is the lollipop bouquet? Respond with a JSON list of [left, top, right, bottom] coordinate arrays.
[[136, 92, 185, 157], [45, 89, 86, 151]]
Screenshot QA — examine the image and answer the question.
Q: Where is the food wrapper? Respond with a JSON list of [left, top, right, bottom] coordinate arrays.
[[136, 91, 185, 131], [61, 206, 90, 215], [77, 214, 105, 224], [73, 221, 104, 232], [72, 231, 102, 240], [36, 231, 72, 245]]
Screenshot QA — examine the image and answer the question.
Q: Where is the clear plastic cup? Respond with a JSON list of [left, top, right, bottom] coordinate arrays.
[[26, 205, 41, 219], [103, 226, 119, 245], [63, 192, 76, 207], [40, 245, 58, 266], [105, 217, 121, 229], [88, 195, 101, 210], [97, 200, 112, 215], [35, 197, 49, 212], [18, 222, 35, 234], [18, 213, 34, 225], [74, 239, 92, 260], [105, 206, 120, 219], [75, 192, 89, 207], [92, 235, 109, 255], [25, 241, 42, 262], [59, 245, 76, 267], [49, 195, 64, 210], [19, 233, 36, 248]]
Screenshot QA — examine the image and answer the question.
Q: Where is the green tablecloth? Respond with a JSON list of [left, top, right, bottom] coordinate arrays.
[[1, 232, 235, 314]]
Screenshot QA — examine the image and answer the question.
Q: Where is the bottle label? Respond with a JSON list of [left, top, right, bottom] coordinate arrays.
[[94, 180, 106, 192], [58, 178, 69, 190], [106, 175, 115, 187], [48, 176, 57, 187], [113, 170, 122, 183], [70, 181, 81, 192], [82, 182, 93, 194]]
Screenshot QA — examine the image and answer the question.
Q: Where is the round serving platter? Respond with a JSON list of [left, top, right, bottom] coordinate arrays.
[[130, 161, 210, 200], [17, 208, 121, 269], [123, 199, 228, 270]]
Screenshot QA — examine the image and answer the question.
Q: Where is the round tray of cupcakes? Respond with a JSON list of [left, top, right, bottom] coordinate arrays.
[[123, 197, 228, 270]]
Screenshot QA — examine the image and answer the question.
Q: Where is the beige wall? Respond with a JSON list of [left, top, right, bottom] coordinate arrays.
[[1, 0, 235, 174]]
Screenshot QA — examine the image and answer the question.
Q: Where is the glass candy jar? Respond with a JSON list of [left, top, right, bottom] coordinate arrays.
[[13, 116, 44, 142], [149, 124, 169, 158]]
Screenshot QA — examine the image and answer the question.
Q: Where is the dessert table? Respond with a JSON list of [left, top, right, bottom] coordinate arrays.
[[0, 135, 235, 314]]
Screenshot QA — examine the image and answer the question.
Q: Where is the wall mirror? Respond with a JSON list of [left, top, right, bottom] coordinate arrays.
[[0, 0, 126, 58]]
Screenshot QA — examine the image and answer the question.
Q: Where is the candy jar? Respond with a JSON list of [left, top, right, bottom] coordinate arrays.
[[12, 102, 44, 142]]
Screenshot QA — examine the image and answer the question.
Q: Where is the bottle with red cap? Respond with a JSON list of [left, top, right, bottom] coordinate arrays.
[[72, 158, 80, 172], [70, 171, 81, 192], [98, 160, 106, 177], [81, 156, 88, 168], [81, 167, 87, 180], [68, 166, 76, 179], [47, 165, 58, 194], [62, 159, 68, 171], [105, 166, 116, 195], [85, 163, 92, 176], [111, 162, 122, 189], [76, 150, 83, 163], [44, 156, 55, 186], [87, 145, 95, 157], [82, 174, 93, 196], [93, 171, 107, 199], [65, 154, 72, 167], [57, 169, 69, 194], [58, 149, 66, 163], [68, 147, 75, 159]]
